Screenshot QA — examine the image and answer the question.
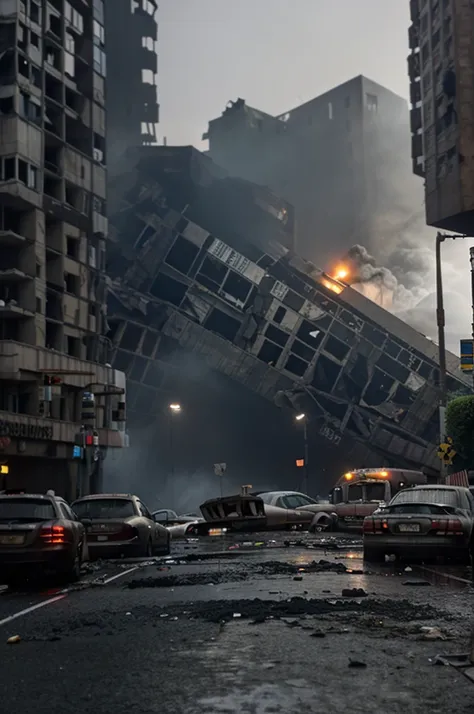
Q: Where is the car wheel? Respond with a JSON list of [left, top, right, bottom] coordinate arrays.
[[155, 533, 171, 556], [63, 545, 82, 584], [363, 547, 385, 563]]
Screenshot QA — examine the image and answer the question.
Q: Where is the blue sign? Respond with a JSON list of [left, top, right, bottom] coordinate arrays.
[[460, 339, 474, 372], [72, 445, 83, 459]]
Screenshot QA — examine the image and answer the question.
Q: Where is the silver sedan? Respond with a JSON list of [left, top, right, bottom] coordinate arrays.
[[363, 485, 474, 563]]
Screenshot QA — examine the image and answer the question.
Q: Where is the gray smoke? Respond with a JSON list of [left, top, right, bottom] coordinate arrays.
[[343, 242, 470, 354], [345, 244, 428, 312]]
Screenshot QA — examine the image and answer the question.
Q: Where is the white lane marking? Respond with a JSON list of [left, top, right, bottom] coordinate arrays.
[[101, 566, 140, 585], [0, 594, 67, 628], [416, 564, 472, 585], [0, 565, 143, 627]]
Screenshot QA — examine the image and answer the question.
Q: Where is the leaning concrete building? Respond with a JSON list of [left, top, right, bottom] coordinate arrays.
[[106, 146, 470, 496], [0, 0, 126, 498]]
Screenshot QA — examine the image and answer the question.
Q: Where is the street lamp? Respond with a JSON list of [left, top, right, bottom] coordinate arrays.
[[168, 403, 182, 480], [295, 413, 309, 494]]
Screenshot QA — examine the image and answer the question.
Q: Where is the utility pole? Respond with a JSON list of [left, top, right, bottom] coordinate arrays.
[[303, 418, 309, 495], [470, 247, 474, 392], [435, 233, 447, 483]]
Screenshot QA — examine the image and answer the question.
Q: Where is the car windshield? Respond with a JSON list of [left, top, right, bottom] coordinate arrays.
[[0, 498, 56, 522], [73, 499, 136, 519], [391, 489, 461, 508]]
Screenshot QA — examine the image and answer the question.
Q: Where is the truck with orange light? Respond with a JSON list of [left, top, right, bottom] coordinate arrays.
[[308, 468, 427, 533]]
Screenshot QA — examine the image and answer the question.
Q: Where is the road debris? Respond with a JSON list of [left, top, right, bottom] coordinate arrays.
[[402, 579, 431, 587], [348, 659, 367, 668], [7, 635, 21, 644], [342, 588, 368, 598]]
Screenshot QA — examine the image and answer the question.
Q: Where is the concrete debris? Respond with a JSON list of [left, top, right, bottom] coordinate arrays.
[[402, 579, 431, 586], [342, 588, 368, 598], [348, 659, 367, 668]]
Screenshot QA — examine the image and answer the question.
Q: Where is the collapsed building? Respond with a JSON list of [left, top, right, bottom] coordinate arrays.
[[105, 146, 470, 492]]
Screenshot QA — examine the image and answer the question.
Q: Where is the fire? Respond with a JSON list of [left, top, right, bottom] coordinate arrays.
[[333, 266, 349, 281], [322, 279, 343, 295]]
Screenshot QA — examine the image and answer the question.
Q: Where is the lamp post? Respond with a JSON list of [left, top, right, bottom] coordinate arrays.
[[168, 403, 181, 480], [295, 413, 309, 494]]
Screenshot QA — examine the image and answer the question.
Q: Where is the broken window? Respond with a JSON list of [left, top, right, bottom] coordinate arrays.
[[2, 157, 15, 181], [201, 256, 228, 285], [29, 0, 41, 24], [65, 335, 80, 357], [64, 272, 79, 296], [311, 355, 341, 393], [120, 323, 144, 351], [150, 273, 187, 306], [66, 236, 80, 259], [165, 236, 199, 275], [285, 355, 308, 377], [45, 43, 61, 71], [129, 356, 147, 382], [0, 51, 15, 85], [361, 323, 386, 348], [205, 308, 240, 342], [19, 92, 41, 124], [363, 369, 395, 407], [324, 335, 350, 362], [376, 353, 409, 384], [282, 289, 304, 312], [112, 349, 134, 373], [330, 320, 355, 345], [0, 94, 14, 115], [65, 51, 75, 79], [265, 324, 289, 348], [418, 361, 432, 379], [141, 330, 159, 358], [221, 271, 252, 304], [297, 319, 325, 349], [258, 340, 282, 365], [290, 339, 314, 362], [273, 306, 286, 324]]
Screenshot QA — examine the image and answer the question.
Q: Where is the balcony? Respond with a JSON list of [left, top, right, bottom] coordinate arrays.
[[0, 230, 28, 248], [0, 268, 33, 285]]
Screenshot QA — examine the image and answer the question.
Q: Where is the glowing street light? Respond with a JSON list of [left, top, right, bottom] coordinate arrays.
[[295, 413, 305, 421], [169, 403, 181, 412], [294, 413, 309, 493]]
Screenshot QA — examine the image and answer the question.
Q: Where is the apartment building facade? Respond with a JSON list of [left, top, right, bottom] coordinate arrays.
[[408, 0, 474, 232], [0, 0, 126, 499], [105, 0, 159, 174]]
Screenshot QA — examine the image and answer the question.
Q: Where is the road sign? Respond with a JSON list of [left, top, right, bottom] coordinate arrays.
[[460, 339, 474, 372], [214, 463, 227, 476], [437, 441, 457, 465]]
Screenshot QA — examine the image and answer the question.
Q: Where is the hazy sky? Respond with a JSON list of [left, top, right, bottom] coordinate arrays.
[[158, 0, 411, 147]]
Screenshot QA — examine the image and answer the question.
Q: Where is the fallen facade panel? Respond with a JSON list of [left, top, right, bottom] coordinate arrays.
[[107, 146, 471, 480]]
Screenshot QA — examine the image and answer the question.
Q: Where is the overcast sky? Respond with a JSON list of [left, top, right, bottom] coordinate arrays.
[[158, 0, 411, 147]]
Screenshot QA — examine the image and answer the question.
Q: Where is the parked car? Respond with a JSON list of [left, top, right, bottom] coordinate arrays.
[[73, 494, 170, 559], [0, 491, 87, 585], [363, 485, 474, 563]]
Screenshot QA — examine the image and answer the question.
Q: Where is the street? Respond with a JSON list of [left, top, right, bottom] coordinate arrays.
[[1, 533, 474, 714]]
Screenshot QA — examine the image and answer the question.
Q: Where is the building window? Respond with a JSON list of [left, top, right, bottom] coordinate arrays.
[[65, 32, 75, 54], [65, 52, 75, 78], [366, 94, 378, 112], [29, 0, 41, 25], [93, 0, 104, 24], [328, 102, 333, 119], [1, 157, 16, 181], [19, 91, 41, 124], [93, 20, 105, 47], [93, 46, 106, 77]]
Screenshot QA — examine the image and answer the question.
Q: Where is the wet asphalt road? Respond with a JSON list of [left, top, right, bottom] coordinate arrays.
[[1, 533, 474, 714]]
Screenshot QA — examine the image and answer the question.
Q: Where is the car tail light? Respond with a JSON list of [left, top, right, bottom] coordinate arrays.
[[446, 519, 463, 535], [40, 525, 66, 544]]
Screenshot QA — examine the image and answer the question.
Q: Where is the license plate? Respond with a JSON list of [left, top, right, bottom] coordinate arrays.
[[97, 535, 109, 542], [398, 523, 420, 533], [0, 534, 25, 545]]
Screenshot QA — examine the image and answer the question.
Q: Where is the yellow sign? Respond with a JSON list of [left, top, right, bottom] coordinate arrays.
[[437, 441, 456, 465], [0, 464, 9, 474]]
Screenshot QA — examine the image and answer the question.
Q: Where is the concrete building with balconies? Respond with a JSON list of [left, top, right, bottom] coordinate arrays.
[[0, 0, 126, 499], [408, 0, 474, 232], [105, 0, 159, 174]]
